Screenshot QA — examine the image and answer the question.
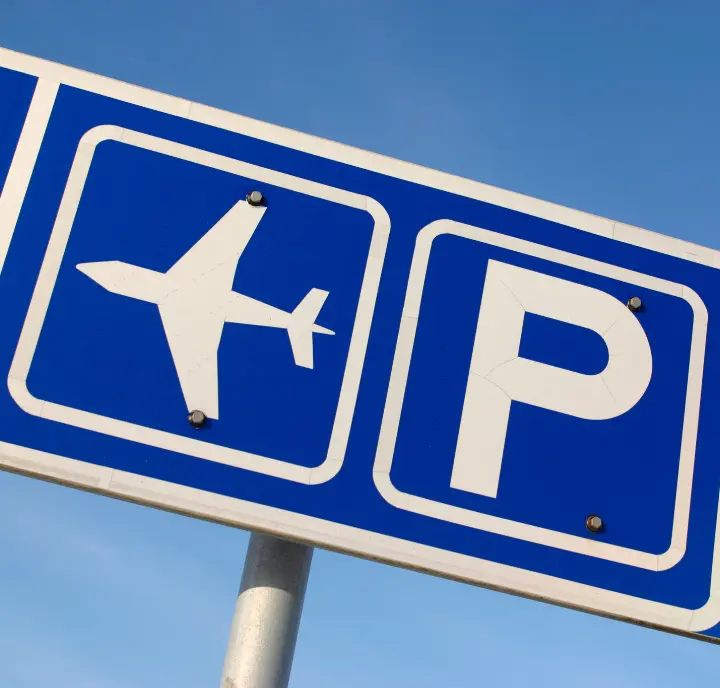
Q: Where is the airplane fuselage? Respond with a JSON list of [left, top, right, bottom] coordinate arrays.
[[76, 197, 333, 419]]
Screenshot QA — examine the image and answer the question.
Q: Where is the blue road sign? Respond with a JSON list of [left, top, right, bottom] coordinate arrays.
[[1, 47, 720, 641]]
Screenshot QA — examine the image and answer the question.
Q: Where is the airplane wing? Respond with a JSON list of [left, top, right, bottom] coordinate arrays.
[[166, 199, 267, 291], [77, 261, 171, 303], [157, 300, 225, 419]]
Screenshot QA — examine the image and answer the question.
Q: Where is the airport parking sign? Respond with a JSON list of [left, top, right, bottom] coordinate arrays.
[[2, 47, 720, 641]]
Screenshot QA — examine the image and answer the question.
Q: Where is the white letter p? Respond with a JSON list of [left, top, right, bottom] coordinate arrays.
[[451, 260, 652, 498]]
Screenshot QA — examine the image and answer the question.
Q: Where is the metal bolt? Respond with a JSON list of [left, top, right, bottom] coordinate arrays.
[[188, 410, 207, 428], [246, 190, 265, 206], [586, 514, 604, 533], [627, 296, 643, 312]]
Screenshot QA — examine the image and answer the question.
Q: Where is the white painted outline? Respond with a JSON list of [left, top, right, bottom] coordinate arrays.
[[6, 125, 390, 485], [373, 220, 707, 572], [1, 49, 720, 636]]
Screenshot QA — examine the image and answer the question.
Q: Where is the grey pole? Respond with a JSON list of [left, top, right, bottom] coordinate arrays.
[[220, 532, 313, 688]]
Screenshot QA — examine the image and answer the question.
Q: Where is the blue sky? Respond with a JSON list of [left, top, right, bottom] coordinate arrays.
[[1, 1, 720, 686]]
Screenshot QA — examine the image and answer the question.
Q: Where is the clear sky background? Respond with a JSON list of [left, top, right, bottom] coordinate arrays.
[[1, 1, 720, 686]]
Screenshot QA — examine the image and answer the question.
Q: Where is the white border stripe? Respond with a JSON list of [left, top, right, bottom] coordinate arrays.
[[0, 78, 58, 273]]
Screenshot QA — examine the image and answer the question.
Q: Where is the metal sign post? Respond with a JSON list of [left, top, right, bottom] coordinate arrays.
[[220, 534, 313, 688]]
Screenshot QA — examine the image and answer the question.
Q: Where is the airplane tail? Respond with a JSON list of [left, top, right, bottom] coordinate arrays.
[[287, 288, 335, 369]]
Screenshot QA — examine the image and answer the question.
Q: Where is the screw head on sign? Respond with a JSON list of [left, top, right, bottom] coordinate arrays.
[[246, 190, 265, 206], [627, 296, 643, 312], [188, 410, 207, 429], [586, 514, 604, 533]]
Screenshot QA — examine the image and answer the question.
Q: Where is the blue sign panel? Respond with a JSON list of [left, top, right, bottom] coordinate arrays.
[[1, 48, 720, 641]]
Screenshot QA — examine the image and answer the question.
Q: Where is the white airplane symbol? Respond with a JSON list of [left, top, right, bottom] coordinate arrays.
[[76, 197, 334, 420]]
